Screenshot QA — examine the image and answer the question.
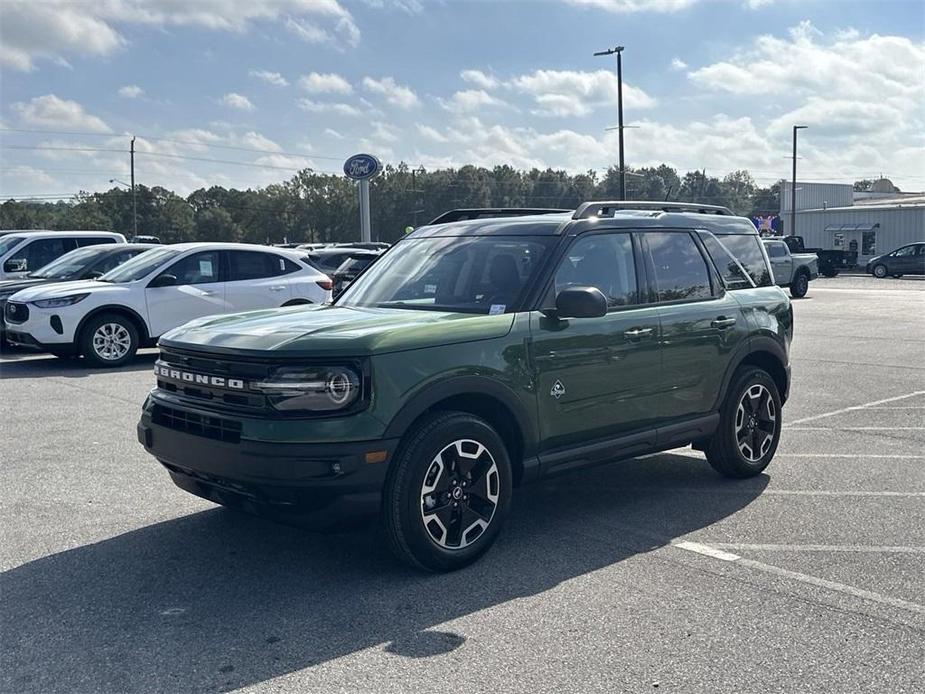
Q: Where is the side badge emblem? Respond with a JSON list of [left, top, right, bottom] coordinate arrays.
[[550, 380, 566, 399]]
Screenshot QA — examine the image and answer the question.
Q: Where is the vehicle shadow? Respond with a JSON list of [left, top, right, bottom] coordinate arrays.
[[0, 350, 157, 379], [1, 453, 768, 693]]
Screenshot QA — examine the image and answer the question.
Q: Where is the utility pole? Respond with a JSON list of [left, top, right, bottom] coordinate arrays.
[[130, 136, 137, 238], [594, 45, 625, 200], [790, 125, 807, 237]]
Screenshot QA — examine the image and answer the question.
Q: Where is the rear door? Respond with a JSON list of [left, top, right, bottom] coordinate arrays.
[[640, 231, 748, 424], [530, 231, 662, 451], [224, 250, 294, 311], [765, 241, 792, 284], [145, 250, 226, 337]]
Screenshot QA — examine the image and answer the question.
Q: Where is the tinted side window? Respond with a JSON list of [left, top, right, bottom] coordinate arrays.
[[76, 237, 117, 247], [643, 232, 713, 303], [15, 237, 77, 271], [766, 242, 787, 258], [94, 251, 136, 274], [228, 251, 290, 281], [163, 251, 221, 285], [699, 232, 773, 289], [553, 233, 638, 307], [894, 245, 917, 257]]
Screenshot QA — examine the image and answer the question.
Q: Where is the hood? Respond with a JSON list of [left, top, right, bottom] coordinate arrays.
[[161, 304, 515, 356], [8, 279, 128, 303], [0, 278, 53, 297]]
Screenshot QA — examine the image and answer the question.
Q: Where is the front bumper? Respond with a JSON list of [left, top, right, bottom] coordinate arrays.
[[138, 395, 400, 527], [3, 303, 76, 346]]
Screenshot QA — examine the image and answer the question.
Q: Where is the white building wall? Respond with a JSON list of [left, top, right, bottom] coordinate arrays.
[[781, 182, 854, 212], [793, 207, 925, 266]]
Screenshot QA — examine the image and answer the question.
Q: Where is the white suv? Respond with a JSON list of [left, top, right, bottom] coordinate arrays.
[[4, 243, 332, 366], [0, 231, 126, 280]]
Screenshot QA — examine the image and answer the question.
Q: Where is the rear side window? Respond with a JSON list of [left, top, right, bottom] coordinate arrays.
[[76, 236, 117, 247], [766, 242, 787, 258], [699, 232, 773, 289], [227, 251, 294, 281], [13, 237, 77, 271], [642, 232, 713, 303]]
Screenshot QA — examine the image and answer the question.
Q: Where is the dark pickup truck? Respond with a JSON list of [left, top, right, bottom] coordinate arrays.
[[782, 236, 857, 277]]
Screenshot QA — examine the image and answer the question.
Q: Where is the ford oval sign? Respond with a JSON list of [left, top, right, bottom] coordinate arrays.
[[343, 153, 382, 181]]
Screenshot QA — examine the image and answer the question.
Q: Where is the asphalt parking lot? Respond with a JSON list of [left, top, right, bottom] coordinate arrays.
[[1, 275, 923, 693]]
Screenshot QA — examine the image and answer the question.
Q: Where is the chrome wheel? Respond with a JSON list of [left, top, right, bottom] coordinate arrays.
[[92, 322, 131, 361], [420, 439, 500, 550], [873, 264, 888, 278], [735, 384, 777, 463]]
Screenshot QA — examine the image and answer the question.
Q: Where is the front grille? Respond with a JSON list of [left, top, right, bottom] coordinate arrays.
[[5, 301, 29, 324], [152, 403, 242, 443]]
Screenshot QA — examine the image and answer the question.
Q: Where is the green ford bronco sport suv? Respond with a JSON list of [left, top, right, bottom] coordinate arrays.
[[138, 201, 792, 571]]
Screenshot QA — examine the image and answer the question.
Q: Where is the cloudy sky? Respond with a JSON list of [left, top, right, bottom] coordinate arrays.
[[1, 0, 923, 200]]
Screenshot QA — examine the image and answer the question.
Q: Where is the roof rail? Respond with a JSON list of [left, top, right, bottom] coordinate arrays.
[[572, 200, 733, 219], [428, 208, 571, 225]]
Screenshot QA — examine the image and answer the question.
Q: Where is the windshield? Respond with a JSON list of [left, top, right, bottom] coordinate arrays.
[[30, 247, 103, 279], [99, 247, 178, 282], [0, 236, 25, 256], [337, 236, 554, 313]]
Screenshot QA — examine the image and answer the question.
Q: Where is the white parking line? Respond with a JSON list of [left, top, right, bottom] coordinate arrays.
[[560, 486, 925, 497], [787, 427, 925, 431], [775, 453, 925, 458], [707, 543, 925, 554], [673, 541, 925, 616], [787, 391, 925, 426]]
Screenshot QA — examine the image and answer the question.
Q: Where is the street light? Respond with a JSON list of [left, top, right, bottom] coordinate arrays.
[[109, 178, 130, 188], [594, 45, 626, 200], [791, 125, 808, 237]]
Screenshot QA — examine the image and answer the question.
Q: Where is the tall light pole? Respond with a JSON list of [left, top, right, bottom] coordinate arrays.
[[791, 125, 807, 237], [594, 45, 625, 200], [130, 136, 137, 238]]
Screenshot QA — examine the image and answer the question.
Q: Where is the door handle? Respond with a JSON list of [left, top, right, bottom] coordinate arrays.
[[711, 316, 737, 329], [200, 290, 216, 296], [624, 327, 654, 339], [268, 286, 287, 292]]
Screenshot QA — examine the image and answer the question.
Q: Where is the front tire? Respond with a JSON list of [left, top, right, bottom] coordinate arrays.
[[705, 367, 782, 478], [383, 411, 512, 572], [79, 313, 139, 367], [789, 271, 809, 298], [872, 264, 888, 278]]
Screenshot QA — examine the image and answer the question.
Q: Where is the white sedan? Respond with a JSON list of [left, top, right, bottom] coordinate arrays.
[[3, 243, 332, 366]]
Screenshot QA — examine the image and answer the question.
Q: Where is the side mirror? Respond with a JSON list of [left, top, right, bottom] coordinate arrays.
[[149, 273, 177, 288], [85, 271, 103, 280], [554, 286, 608, 319], [4, 259, 27, 273]]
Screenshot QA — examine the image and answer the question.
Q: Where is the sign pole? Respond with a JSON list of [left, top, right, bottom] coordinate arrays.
[[358, 179, 371, 242]]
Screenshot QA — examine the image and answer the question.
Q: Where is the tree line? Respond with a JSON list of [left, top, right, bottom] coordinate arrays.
[[1, 163, 784, 245]]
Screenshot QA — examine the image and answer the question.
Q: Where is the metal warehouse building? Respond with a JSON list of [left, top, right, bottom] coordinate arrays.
[[781, 180, 925, 268]]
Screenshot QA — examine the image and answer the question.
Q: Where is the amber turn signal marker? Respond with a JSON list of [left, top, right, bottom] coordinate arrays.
[[365, 450, 388, 464]]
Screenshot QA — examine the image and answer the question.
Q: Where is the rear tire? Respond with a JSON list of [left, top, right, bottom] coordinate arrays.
[[789, 271, 809, 298], [891, 274, 903, 279], [383, 411, 512, 572], [79, 313, 139, 368], [705, 367, 782, 478], [820, 268, 839, 278], [872, 264, 888, 278]]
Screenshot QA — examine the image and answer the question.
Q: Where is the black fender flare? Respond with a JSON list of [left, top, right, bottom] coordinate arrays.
[[75, 305, 150, 344], [714, 336, 789, 409], [383, 375, 539, 458]]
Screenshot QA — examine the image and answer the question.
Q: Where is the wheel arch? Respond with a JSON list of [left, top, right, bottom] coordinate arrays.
[[76, 305, 150, 345], [717, 337, 790, 408], [383, 376, 539, 486]]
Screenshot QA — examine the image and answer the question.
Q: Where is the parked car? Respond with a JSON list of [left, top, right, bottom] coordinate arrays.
[[762, 238, 818, 298], [0, 244, 157, 344], [130, 235, 162, 244], [0, 231, 126, 280], [330, 250, 383, 297], [3, 243, 332, 366], [865, 242, 925, 278], [334, 242, 391, 251], [304, 246, 383, 274], [781, 235, 856, 277], [137, 202, 792, 572]]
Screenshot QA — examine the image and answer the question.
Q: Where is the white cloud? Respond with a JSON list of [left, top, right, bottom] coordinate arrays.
[[745, 0, 775, 8], [670, 58, 687, 71], [286, 12, 359, 48], [438, 89, 510, 114], [298, 72, 352, 94], [297, 99, 361, 117], [417, 124, 449, 143], [565, 0, 696, 13], [220, 93, 255, 111], [118, 85, 144, 98], [249, 70, 288, 87], [12, 94, 111, 132], [362, 76, 420, 109], [460, 69, 500, 90], [510, 69, 656, 117], [0, 0, 360, 70], [324, 128, 346, 139]]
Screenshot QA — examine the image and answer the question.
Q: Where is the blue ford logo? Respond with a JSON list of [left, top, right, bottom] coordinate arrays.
[[343, 153, 382, 181]]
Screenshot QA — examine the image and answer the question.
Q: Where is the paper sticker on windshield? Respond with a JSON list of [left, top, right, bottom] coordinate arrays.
[[489, 304, 506, 315], [424, 284, 436, 294]]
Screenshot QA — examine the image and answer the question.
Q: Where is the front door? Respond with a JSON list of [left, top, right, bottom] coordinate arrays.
[[639, 231, 748, 422], [145, 250, 226, 337], [530, 231, 662, 452]]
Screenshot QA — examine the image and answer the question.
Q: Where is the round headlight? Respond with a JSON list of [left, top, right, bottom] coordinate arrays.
[[253, 365, 362, 413]]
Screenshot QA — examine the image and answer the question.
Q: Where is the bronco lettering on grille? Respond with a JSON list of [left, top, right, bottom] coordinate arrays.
[[155, 364, 245, 390]]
